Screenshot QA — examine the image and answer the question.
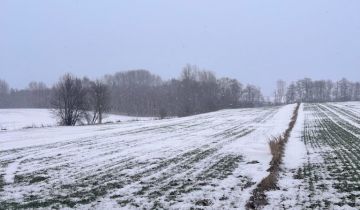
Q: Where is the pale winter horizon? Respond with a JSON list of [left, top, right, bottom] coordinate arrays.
[[1, 1, 360, 209], [1, 0, 360, 96]]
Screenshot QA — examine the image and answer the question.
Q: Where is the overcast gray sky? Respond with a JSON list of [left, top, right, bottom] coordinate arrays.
[[1, 0, 360, 96]]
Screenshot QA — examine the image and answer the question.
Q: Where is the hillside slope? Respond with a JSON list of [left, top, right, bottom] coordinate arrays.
[[0, 105, 295, 209]]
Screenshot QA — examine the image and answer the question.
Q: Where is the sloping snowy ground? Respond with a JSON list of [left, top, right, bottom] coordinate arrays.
[[0, 109, 56, 131], [0, 105, 295, 209], [267, 102, 360, 210], [0, 109, 153, 131]]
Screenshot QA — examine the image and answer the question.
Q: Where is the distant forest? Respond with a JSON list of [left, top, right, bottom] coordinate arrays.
[[1, 65, 360, 118]]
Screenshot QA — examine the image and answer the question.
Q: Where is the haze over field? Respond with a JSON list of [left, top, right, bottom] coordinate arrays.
[[1, 1, 360, 209], [1, 0, 360, 95]]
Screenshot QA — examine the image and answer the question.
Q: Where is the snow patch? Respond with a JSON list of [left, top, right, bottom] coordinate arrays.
[[283, 103, 306, 169]]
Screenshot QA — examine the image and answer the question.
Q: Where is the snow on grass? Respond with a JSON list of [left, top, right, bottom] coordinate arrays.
[[282, 103, 306, 169], [0, 108, 154, 131], [4, 103, 359, 209], [3, 157, 24, 184], [0, 109, 55, 131], [103, 113, 155, 123], [0, 105, 296, 209], [266, 102, 360, 210], [266, 103, 311, 209]]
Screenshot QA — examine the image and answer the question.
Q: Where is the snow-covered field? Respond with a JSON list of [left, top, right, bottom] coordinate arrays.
[[0, 109, 153, 131], [1, 103, 360, 209], [267, 102, 360, 209], [0, 109, 56, 131], [0, 105, 295, 209]]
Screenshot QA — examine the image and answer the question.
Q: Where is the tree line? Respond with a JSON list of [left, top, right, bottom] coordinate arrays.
[[104, 65, 264, 117], [0, 65, 264, 123], [0, 80, 52, 108], [274, 78, 360, 104], [1, 65, 360, 126]]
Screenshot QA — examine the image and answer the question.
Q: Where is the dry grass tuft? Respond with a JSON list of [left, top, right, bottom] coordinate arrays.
[[268, 136, 285, 170], [246, 103, 300, 209]]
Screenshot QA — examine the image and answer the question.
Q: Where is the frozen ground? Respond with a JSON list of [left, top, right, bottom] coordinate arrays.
[[0, 105, 295, 209], [267, 102, 360, 210], [0, 109, 55, 131], [2, 103, 359, 209], [0, 109, 153, 131]]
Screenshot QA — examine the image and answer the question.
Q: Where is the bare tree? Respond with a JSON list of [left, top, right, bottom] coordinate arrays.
[[217, 77, 242, 108], [274, 80, 287, 105], [197, 70, 218, 112], [28, 81, 51, 108], [0, 79, 9, 95], [312, 80, 326, 102], [0, 79, 9, 107], [51, 74, 87, 126], [104, 70, 162, 116], [178, 65, 199, 116], [353, 82, 360, 101], [88, 80, 110, 124], [240, 85, 264, 107], [286, 82, 297, 103]]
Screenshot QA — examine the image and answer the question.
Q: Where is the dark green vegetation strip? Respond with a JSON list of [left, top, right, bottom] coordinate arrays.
[[296, 104, 360, 208]]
